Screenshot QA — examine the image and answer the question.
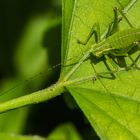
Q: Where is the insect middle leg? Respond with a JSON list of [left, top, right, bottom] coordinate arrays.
[[103, 7, 124, 71]]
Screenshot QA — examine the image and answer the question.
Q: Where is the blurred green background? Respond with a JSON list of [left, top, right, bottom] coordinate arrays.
[[0, 0, 99, 139]]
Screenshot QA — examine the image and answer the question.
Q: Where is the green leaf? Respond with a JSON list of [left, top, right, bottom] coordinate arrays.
[[68, 70, 140, 139], [0, 1, 140, 139], [61, 0, 140, 139], [47, 123, 82, 140]]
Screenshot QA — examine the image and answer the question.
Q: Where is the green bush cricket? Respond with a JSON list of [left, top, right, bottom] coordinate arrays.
[[78, 7, 139, 66], [64, 4, 140, 81]]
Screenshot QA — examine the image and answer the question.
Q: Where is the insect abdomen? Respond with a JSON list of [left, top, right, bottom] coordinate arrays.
[[107, 28, 140, 50]]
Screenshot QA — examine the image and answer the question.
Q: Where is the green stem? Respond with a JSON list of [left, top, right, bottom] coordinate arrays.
[[0, 82, 65, 113]]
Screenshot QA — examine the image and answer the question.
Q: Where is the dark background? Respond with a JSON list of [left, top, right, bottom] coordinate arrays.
[[0, 0, 99, 139]]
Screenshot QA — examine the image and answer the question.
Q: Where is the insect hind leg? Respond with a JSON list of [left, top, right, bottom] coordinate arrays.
[[127, 42, 140, 69], [127, 55, 140, 70]]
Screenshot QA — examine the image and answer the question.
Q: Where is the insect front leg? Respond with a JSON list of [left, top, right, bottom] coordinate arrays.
[[77, 23, 100, 45]]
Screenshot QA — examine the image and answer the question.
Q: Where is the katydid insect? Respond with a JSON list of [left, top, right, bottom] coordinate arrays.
[[64, 4, 140, 81], [77, 7, 140, 71]]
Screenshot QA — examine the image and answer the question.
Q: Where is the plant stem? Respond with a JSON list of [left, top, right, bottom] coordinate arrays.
[[0, 82, 65, 113]]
